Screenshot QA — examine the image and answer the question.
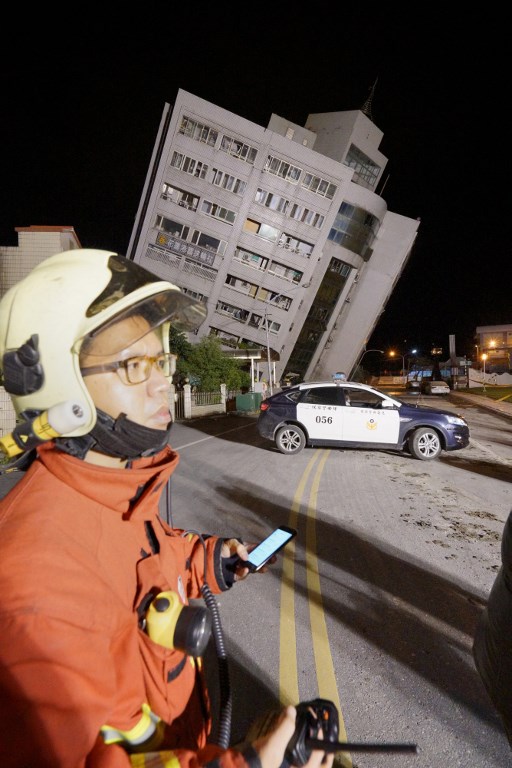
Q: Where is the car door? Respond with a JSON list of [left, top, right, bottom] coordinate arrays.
[[341, 386, 400, 444], [296, 386, 344, 441]]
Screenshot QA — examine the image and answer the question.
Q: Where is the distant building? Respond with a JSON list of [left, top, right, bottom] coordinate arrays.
[[128, 89, 420, 386], [475, 325, 512, 372], [0, 225, 81, 295]]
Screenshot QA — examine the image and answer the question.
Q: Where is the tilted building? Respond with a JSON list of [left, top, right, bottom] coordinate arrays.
[[125, 88, 420, 386]]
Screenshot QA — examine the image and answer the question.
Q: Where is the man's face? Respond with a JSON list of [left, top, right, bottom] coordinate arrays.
[[80, 315, 171, 430]]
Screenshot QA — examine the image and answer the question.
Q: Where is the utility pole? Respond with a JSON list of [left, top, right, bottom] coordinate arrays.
[[264, 309, 273, 396]]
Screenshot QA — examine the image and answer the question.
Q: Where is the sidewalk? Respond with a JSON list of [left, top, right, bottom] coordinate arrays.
[[449, 390, 512, 420]]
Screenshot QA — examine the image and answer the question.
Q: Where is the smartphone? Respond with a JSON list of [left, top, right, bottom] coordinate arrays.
[[243, 526, 297, 572]]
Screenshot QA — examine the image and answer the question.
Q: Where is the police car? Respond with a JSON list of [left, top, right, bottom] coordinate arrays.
[[257, 379, 470, 460]]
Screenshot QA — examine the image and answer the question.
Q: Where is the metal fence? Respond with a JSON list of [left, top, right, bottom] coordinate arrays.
[[173, 384, 239, 421]]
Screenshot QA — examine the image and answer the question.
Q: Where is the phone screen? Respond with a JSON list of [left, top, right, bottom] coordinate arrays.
[[246, 526, 297, 571]]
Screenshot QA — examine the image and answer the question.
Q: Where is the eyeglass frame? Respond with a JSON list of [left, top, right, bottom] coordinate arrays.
[[80, 352, 173, 386]]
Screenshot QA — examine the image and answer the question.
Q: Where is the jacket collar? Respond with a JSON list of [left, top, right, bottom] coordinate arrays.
[[34, 442, 180, 519]]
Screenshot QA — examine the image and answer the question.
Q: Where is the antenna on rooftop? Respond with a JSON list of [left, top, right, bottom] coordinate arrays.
[[361, 78, 378, 121]]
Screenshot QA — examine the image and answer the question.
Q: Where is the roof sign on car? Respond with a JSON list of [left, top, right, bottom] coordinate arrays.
[[332, 371, 347, 384]]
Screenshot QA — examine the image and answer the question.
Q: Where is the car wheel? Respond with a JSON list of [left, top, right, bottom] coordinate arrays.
[[408, 427, 442, 460], [275, 424, 306, 455]]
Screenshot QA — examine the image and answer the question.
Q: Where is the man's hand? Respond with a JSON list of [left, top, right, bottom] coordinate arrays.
[[221, 538, 277, 581], [252, 706, 333, 768], [221, 538, 250, 582]]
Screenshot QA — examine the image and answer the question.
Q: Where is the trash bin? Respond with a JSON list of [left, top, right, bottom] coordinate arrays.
[[235, 393, 262, 412]]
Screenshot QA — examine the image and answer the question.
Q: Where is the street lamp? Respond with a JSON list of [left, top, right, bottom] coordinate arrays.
[[482, 353, 488, 392], [388, 350, 406, 379]]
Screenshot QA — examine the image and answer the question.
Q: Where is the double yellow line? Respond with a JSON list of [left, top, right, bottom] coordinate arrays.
[[279, 450, 352, 768]]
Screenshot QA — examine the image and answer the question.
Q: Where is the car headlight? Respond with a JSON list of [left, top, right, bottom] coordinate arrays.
[[446, 415, 467, 426]]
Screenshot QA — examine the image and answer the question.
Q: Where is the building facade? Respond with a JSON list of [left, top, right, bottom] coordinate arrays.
[[475, 325, 512, 373], [127, 89, 420, 387], [0, 225, 82, 295]]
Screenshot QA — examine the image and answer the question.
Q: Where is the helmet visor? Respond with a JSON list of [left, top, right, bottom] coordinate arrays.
[[75, 290, 207, 357]]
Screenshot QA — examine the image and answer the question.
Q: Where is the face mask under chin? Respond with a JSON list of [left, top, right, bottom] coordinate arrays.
[[56, 409, 172, 460]]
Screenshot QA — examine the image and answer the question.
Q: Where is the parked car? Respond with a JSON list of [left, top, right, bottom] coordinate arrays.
[[420, 379, 450, 395], [405, 379, 421, 394], [257, 380, 469, 460]]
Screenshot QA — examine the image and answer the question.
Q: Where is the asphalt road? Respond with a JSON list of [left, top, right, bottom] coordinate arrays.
[[1, 392, 511, 766], [164, 395, 512, 768]]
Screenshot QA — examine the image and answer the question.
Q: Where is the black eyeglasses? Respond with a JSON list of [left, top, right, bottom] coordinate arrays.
[[80, 352, 173, 385]]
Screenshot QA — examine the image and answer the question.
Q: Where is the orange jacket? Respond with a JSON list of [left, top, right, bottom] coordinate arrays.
[[0, 443, 251, 768]]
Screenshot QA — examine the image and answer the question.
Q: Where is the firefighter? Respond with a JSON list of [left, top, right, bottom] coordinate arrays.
[[0, 250, 332, 768]]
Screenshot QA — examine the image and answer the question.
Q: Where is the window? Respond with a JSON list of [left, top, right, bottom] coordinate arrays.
[[268, 260, 302, 284], [155, 215, 229, 264], [211, 168, 247, 195], [225, 274, 258, 297], [328, 258, 351, 277], [171, 152, 208, 179], [301, 387, 340, 406], [264, 155, 302, 183], [233, 248, 269, 271], [201, 200, 236, 225], [190, 231, 227, 256], [269, 292, 292, 310], [266, 319, 281, 334], [254, 188, 290, 213], [301, 173, 337, 199], [243, 219, 280, 242], [248, 313, 262, 328], [170, 152, 184, 169], [179, 117, 218, 147], [161, 182, 174, 200], [216, 301, 249, 322], [256, 288, 292, 310], [344, 145, 380, 189], [161, 183, 199, 211], [278, 234, 314, 257], [181, 287, 207, 303], [344, 388, 383, 408], [155, 215, 189, 240], [289, 204, 325, 228], [328, 202, 379, 260], [220, 135, 257, 164]]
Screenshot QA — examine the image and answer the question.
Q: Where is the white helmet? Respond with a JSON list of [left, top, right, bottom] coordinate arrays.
[[0, 249, 207, 436]]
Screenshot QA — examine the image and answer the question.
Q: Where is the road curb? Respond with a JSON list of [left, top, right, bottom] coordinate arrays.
[[450, 391, 512, 421]]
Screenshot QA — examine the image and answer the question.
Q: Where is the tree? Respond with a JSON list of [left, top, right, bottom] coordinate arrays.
[[169, 332, 250, 391], [169, 327, 193, 360]]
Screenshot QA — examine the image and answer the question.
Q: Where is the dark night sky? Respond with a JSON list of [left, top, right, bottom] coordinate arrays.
[[1, 11, 508, 361]]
